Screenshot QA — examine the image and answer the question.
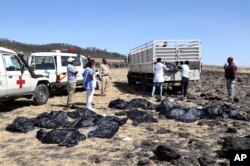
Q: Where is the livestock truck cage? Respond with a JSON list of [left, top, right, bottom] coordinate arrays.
[[127, 40, 201, 90]]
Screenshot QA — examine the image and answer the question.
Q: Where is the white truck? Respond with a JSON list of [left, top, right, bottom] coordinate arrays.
[[0, 47, 51, 105], [127, 40, 201, 90]]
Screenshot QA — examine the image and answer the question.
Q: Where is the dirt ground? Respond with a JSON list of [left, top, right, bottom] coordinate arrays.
[[0, 68, 250, 166]]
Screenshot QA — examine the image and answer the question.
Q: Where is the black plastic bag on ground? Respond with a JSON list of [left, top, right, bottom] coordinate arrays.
[[222, 104, 248, 121], [164, 108, 185, 119], [128, 98, 155, 110], [179, 108, 203, 122], [126, 109, 157, 123], [202, 106, 224, 119], [68, 118, 96, 129], [155, 99, 174, 113], [218, 136, 250, 159], [153, 144, 181, 161], [162, 108, 202, 123], [6, 117, 34, 133], [67, 108, 103, 120], [88, 116, 127, 138], [202, 104, 249, 121], [37, 128, 86, 147], [33, 111, 68, 129], [108, 99, 128, 109], [100, 116, 127, 126], [108, 98, 155, 110]]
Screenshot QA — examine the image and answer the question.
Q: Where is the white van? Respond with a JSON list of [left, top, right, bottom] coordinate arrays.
[[0, 47, 50, 105], [28, 50, 99, 90]]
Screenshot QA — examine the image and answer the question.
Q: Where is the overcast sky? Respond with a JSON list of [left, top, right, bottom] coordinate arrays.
[[0, 0, 249, 66]]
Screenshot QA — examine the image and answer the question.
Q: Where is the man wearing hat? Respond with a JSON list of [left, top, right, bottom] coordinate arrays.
[[67, 57, 78, 108], [224, 57, 237, 102]]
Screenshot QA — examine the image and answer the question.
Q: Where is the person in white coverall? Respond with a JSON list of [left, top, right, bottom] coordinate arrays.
[[151, 58, 168, 99]]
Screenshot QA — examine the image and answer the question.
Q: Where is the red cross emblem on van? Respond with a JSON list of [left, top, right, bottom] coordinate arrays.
[[16, 76, 25, 88]]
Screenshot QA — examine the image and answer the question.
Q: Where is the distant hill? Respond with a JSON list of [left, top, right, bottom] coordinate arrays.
[[0, 38, 126, 60]]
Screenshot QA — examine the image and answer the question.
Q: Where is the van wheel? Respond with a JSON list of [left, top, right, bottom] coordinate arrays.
[[33, 84, 49, 105]]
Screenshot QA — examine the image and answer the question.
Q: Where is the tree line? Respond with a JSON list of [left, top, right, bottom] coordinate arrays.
[[0, 38, 126, 60]]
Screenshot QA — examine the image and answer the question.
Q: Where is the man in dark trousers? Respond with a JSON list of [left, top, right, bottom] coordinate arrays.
[[180, 61, 190, 100], [224, 57, 237, 102]]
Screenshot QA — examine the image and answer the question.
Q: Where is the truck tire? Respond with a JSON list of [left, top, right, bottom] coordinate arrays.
[[33, 84, 49, 105], [142, 75, 147, 91], [2, 99, 15, 105], [127, 73, 134, 85], [142, 74, 151, 91]]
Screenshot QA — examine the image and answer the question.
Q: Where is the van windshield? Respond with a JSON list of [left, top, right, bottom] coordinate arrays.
[[3, 54, 22, 71], [31, 56, 55, 70], [61, 56, 81, 66], [81, 58, 88, 68]]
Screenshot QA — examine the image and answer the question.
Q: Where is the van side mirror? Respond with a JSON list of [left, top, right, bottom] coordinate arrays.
[[30, 65, 35, 71], [21, 64, 25, 74]]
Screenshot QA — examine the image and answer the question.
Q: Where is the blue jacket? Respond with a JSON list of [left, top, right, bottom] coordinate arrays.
[[82, 67, 95, 90]]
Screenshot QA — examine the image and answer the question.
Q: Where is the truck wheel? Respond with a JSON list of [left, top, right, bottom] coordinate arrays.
[[142, 75, 150, 91], [128, 73, 134, 85], [2, 99, 15, 105], [33, 84, 49, 105]]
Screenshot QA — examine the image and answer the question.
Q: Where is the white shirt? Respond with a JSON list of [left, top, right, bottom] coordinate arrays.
[[67, 64, 77, 83], [181, 64, 190, 78], [153, 62, 167, 82]]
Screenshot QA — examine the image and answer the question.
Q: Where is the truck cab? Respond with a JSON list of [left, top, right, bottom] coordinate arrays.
[[0, 47, 50, 105]]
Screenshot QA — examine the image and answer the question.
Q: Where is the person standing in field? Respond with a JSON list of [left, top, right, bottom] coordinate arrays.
[[180, 60, 190, 100], [224, 57, 237, 102], [99, 58, 111, 96], [83, 59, 96, 110], [151, 58, 168, 100], [66, 57, 78, 108]]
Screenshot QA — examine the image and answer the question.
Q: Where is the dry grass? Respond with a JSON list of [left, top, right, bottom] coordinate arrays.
[[0, 67, 249, 165]]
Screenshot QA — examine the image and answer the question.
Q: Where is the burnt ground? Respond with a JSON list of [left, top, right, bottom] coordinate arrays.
[[0, 68, 250, 166]]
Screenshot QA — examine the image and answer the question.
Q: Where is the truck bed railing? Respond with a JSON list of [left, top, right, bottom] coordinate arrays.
[[130, 40, 201, 55]]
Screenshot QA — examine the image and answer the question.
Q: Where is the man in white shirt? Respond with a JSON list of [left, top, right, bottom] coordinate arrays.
[[67, 57, 78, 108], [151, 58, 168, 99], [181, 60, 190, 99]]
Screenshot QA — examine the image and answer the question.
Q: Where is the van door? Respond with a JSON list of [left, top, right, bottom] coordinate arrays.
[[73, 55, 84, 84], [0, 53, 7, 97], [61, 55, 84, 85], [31, 56, 56, 83], [2, 53, 31, 95]]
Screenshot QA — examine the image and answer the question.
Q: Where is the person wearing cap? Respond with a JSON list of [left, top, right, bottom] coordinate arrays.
[[66, 57, 78, 108], [82, 59, 96, 110], [99, 58, 111, 96], [224, 57, 237, 102], [151, 58, 168, 100]]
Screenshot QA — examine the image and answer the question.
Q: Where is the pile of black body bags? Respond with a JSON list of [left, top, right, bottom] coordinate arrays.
[[109, 98, 249, 123], [6, 98, 249, 147], [6, 109, 127, 147]]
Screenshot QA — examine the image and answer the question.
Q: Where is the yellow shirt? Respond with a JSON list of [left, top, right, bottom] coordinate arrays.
[[100, 64, 110, 76]]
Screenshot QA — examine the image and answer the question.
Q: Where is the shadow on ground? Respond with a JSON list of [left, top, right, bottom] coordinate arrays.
[[0, 100, 33, 112], [113, 81, 181, 97]]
